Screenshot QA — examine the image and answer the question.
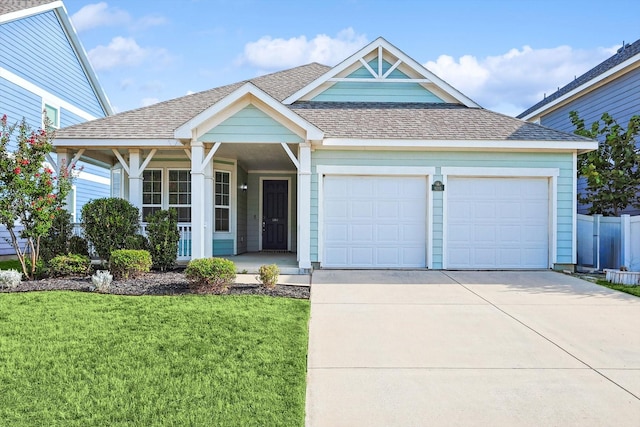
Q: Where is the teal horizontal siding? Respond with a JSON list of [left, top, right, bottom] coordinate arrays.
[[311, 150, 575, 267], [200, 105, 302, 143], [312, 81, 443, 103], [213, 239, 234, 256], [0, 11, 105, 117]]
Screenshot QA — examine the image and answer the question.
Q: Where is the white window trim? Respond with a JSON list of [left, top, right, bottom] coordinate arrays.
[[213, 163, 236, 240], [315, 165, 436, 269], [167, 169, 192, 223], [142, 169, 163, 220], [42, 100, 60, 128], [214, 170, 232, 233], [440, 167, 559, 269]]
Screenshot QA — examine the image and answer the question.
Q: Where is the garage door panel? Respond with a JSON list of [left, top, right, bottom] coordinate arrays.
[[447, 177, 549, 269], [324, 175, 427, 268]]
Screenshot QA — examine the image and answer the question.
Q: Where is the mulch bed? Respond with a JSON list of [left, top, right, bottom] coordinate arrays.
[[1, 271, 310, 299]]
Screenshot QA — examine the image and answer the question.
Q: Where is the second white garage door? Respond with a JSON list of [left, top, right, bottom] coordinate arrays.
[[446, 177, 550, 269], [323, 175, 427, 268]]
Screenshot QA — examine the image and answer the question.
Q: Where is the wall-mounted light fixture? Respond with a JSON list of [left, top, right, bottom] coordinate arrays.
[[240, 183, 248, 192]]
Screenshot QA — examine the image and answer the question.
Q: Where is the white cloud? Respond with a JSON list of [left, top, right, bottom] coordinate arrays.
[[87, 37, 170, 71], [141, 97, 160, 107], [424, 45, 618, 116], [71, 2, 130, 32], [135, 15, 167, 30], [241, 28, 368, 69]]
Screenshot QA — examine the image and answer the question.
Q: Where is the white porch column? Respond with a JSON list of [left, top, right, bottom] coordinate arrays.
[[298, 143, 312, 269], [204, 155, 214, 257], [56, 149, 73, 216], [128, 149, 142, 212], [191, 141, 206, 259]]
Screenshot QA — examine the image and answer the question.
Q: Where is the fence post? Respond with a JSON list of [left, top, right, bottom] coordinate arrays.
[[621, 214, 631, 269], [593, 214, 602, 271]]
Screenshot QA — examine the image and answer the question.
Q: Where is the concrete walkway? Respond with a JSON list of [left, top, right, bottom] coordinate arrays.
[[306, 270, 640, 426]]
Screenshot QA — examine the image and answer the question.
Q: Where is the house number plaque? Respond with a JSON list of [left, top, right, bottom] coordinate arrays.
[[432, 180, 445, 191]]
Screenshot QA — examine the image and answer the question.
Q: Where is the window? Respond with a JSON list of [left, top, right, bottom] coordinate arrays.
[[44, 104, 59, 128], [215, 170, 230, 232], [169, 170, 191, 222], [142, 169, 162, 220]]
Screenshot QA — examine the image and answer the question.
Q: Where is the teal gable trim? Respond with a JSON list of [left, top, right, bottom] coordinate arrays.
[[312, 81, 444, 102], [213, 239, 234, 256], [200, 105, 303, 143], [0, 11, 105, 117]]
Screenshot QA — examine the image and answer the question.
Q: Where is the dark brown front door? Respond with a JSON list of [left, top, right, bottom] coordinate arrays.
[[262, 180, 288, 250]]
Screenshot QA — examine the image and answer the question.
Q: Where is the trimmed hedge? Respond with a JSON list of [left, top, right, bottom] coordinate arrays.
[[48, 254, 91, 277], [110, 249, 152, 279], [185, 257, 236, 293]]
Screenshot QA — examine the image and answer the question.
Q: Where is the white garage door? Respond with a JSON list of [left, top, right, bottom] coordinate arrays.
[[447, 177, 549, 269], [323, 176, 427, 268]]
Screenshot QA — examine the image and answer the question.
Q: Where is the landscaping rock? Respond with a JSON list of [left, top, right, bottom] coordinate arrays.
[[1, 271, 310, 299]]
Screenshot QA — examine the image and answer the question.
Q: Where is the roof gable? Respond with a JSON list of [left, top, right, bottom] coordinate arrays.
[[283, 37, 480, 107], [0, 0, 112, 116], [174, 82, 323, 141]]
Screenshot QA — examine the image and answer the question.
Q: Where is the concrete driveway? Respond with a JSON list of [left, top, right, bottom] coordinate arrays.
[[305, 270, 640, 427]]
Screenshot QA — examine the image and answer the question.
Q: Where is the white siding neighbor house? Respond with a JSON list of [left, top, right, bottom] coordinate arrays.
[[54, 38, 596, 271], [0, 0, 113, 255]]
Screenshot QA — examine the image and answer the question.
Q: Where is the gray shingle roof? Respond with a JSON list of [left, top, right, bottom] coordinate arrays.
[[56, 63, 331, 139], [291, 102, 589, 141], [0, 0, 57, 16], [56, 62, 587, 143], [518, 38, 640, 119]]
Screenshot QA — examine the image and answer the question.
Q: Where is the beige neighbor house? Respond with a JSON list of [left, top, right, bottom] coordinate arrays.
[[54, 37, 596, 272]]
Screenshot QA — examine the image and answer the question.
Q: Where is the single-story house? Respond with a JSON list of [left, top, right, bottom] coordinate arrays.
[[54, 37, 597, 271]]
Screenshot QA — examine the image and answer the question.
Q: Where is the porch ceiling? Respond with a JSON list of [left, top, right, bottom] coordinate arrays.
[[217, 142, 298, 171]]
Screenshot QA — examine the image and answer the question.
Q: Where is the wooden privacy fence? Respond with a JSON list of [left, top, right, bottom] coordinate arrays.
[[577, 214, 640, 271]]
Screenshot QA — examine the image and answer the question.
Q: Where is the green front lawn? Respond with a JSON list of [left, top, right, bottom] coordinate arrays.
[[0, 292, 310, 426], [597, 279, 640, 297]]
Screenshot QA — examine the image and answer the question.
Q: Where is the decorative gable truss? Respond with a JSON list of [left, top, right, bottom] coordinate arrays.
[[283, 37, 480, 106]]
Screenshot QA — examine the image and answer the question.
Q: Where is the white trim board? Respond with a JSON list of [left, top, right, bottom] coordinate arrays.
[[320, 138, 597, 153], [520, 53, 640, 121], [1, 67, 98, 121], [0, 1, 63, 24]]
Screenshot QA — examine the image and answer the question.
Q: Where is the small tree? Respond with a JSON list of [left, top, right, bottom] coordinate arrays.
[[570, 111, 640, 216], [145, 208, 179, 271], [0, 115, 73, 279], [81, 197, 140, 262]]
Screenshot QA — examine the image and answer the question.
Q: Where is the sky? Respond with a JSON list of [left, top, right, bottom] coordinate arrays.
[[62, 0, 640, 117]]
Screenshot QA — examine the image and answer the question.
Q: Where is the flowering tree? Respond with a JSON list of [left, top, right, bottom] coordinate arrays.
[[0, 114, 73, 278]]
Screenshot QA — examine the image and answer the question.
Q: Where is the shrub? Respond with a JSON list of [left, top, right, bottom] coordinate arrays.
[[146, 209, 179, 271], [257, 264, 279, 289], [185, 257, 236, 293], [69, 235, 90, 257], [124, 234, 150, 251], [0, 269, 22, 289], [48, 254, 91, 277], [110, 249, 152, 279], [40, 210, 73, 261], [91, 270, 113, 293], [25, 258, 47, 279], [81, 198, 140, 262]]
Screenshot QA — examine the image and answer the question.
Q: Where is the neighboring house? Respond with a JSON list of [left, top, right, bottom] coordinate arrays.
[[518, 38, 640, 215], [55, 37, 595, 271], [0, 0, 113, 255]]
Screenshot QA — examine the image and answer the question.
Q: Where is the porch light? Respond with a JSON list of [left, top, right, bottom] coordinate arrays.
[[240, 183, 248, 192]]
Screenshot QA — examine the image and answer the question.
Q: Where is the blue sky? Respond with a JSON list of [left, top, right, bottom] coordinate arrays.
[[63, 0, 640, 116]]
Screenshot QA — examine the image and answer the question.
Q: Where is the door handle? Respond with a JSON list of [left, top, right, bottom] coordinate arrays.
[[262, 221, 266, 232]]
